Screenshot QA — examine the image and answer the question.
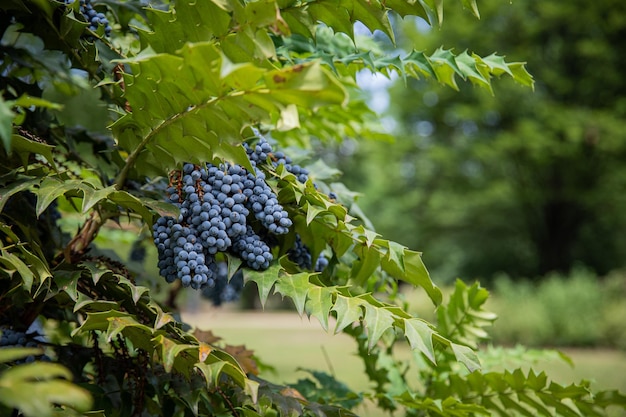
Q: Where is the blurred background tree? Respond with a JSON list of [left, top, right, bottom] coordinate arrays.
[[332, 0, 626, 283]]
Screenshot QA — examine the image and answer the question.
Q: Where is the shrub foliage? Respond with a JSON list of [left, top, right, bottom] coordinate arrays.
[[0, 1, 624, 416]]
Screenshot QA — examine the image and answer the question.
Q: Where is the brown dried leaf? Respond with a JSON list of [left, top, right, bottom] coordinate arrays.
[[193, 329, 221, 344], [224, 344, 259, 375], [280, 387, 308, 402]]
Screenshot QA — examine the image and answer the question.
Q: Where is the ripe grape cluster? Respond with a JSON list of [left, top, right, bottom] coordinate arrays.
[[153, 161, 292, 290], [65, 0, 112, 36], [0, 328, 43, 363]]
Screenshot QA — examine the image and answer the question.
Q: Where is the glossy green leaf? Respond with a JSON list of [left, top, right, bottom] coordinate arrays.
[[9, 134, 57, 169], [0, 249, 34, 290], [351, 244, 381, 285], [0, 179, 40, 213], [153, 334, 197, 373]]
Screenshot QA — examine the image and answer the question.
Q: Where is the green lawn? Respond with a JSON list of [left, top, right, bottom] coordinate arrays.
[[183, 302, 626, 416]]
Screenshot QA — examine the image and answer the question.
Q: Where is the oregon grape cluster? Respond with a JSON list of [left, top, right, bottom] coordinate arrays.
[[287, 234, 329, 272], [153, 160, 292, 290], [244, 138, 331, 272], [65, 0, 112, 36], [0, 328, 43, 363], [244, 137, 310, 183], [153, 138, 332, 300]]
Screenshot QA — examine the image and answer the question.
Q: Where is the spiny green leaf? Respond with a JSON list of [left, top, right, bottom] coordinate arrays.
[[53, 270, 81, 301], [305, 285, 335, 331], [245, 263, 281, 308], [105, 315, 154, 347], [353, 225, 379, 248], [305, 203, 327, 225], [35, 177, 80, 217], [71, 310, 131, 336], [0, 179, 40, 213], [9, 134, 57, 170], [117, 276, 150, 304], [363, 305, 395, 352], [274, 271, 311, 316], [331, 294, 364, 334], [351, 244, 380, 285], [0, 249, 34, 290], [195, 360, 247, 389], [450, 343, 481, 372], [153, 334, 197, 373], [508, 62, 535, 89], [80, 185, 115, 213], [107, 191, 154, 221], [403, 318, 436, 364], [399, 249, 442, 305]]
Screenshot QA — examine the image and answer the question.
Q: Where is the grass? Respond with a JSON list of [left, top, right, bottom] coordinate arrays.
[[183, 300, 626, 416]]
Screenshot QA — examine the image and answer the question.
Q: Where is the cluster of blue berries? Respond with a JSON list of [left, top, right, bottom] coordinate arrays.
[[65, 0, 112, 36], [152, 160, 292, 290], [246, 137, 333, 271], [288, 234, 329, 272], [152, 138, 335, 298], [0, 328, 45, 364], [244, 137, 310, 183]]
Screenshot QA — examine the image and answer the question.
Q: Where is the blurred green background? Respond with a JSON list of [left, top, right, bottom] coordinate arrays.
[[330, 0, 626, 284]]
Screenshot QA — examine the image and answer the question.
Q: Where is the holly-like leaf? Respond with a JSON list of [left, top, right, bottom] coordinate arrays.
[[363, 304, 395, 351], [351, 244, 381, 285], [105, 315, 154, 351], [331, 294, 364, 334], [245, 263, 281, 308], [396, 249, 442, 305], [153, 334, 198, 373], [403, 318, 437, 365], [274, 271, 311, 316], [305, 285, 335, 331], [305, 203, 327, 225], [117, 277, 150, 304], [0, 249, 34, 290], [9, 134, 57, 170], [0, 179, 40, 213], [450, 342, 481, 372]]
